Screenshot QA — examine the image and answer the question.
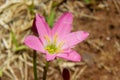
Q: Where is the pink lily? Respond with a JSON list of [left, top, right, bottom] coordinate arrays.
[[24, 12, 89, 61]]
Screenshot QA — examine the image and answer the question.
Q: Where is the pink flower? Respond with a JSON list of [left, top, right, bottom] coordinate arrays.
[[24, 12, 89, 61]]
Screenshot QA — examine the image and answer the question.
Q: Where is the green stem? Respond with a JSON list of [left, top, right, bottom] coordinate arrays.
[[33, 50, 38, 80], [43, 61, 49, 80]]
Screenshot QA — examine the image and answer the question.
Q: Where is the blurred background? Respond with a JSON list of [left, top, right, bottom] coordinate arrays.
[[0, 0, 120, 80]]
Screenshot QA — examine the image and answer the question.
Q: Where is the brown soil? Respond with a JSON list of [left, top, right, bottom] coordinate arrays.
[[0, 0, 120, 80], [72, 1, 120, 80]]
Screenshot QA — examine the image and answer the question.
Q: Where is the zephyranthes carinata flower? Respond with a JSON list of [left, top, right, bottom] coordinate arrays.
[[24, 12, 89, 61]]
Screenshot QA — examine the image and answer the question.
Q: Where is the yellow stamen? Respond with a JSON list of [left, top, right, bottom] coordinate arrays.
[[53, 33, 58, 44], [44, 34, 64, 54], [44, 35, 50, 43]]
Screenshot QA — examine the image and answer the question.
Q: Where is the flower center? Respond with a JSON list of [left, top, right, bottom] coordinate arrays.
[[45, 44, 58, 54], [44, 34, 64, 54]]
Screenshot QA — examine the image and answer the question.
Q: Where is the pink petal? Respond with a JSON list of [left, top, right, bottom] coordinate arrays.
[[52, 12, 73, 38], [35, 14, 51, 37], [45, 52, 57, 61], [24, 35, 44, 53], [62, 31, 89, 49], [57, 50, 81, 62]]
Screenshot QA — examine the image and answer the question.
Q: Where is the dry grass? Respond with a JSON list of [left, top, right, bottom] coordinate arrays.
[[0, 0, 85, 80], [0, 0, 120, 80]]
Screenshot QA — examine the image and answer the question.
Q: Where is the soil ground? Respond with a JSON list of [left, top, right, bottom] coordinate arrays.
[[0, 0, 120, 80]]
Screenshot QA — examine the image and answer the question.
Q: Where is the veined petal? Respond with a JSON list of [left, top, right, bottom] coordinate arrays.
[[63, 31, 89, 49], [52, 12, 73, 38], [24, 35, 44, 53], [45, 52, 57, 61], [57, 50, 81, 62], [35, 14, 51, 37]]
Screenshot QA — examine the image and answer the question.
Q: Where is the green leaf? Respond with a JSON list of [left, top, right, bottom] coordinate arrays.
[[46, 10, 56, 28], [84, 0, 91, 4], [0, 70, 2, 77], [28, 0, 35, 15], [15, 45, 27, 52], [10, 31, 18, 47]]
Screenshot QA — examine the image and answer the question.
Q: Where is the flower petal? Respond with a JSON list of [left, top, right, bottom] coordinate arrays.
[[35, 14, 51, 37], [24, 35, 44, 53], [52, 12, 73, 38], [45, 53, 57, 61], [62, 31, 89, 49], [57, 50, 81, 62], [32, 18, 38, 35]]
